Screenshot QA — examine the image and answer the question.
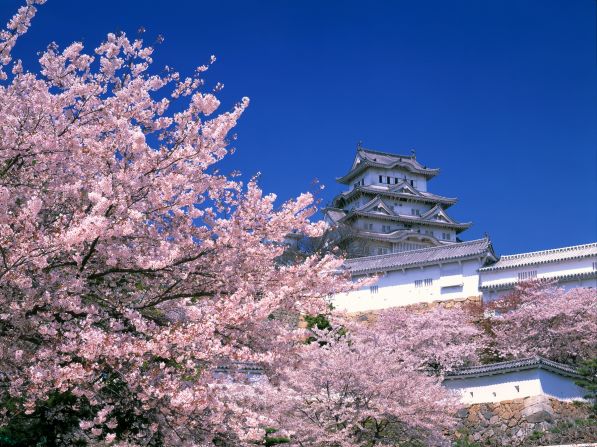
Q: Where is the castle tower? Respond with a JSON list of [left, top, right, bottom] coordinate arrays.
[[324, 147, 471, 258]]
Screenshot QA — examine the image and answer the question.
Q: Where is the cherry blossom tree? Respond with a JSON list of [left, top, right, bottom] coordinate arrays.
[[488, 284, 597, 365], [375, 305, 484, 373], [269, 323, 460, 447], [260, 306, 484, 447], [0, 1, 356, 444]]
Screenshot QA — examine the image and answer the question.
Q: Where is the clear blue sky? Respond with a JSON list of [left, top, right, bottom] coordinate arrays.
[[2, 0, 595, 255]]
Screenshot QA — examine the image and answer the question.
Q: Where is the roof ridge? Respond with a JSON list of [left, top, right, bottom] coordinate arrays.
[[358, 147, 414, 159], [499, 242, 597, 260], [351, 186, 457, 201], [345, 238, 488, 263], [445, 356, 579, 377]]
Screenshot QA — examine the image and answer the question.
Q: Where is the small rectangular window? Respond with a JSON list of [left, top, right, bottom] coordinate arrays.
[[386, 176, 391, 184], [379, 175, 383, 183], [394, 177, 399, 184], [370, 285, 378, 294], [518, 271, 537, 281], [415, 278, 433, 288], [441, 285, 463, 294]]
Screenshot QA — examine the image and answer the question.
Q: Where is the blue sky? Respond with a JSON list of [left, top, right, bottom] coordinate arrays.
[[2, 0, 595, 255]]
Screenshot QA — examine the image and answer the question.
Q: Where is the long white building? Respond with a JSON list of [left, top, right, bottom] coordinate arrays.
[[325, 147, 597, 312], [480, 243, 597, 301]]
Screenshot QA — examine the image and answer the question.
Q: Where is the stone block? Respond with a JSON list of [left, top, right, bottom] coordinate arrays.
[[456, 407, 469, 418], [521, 394, 554, 423]]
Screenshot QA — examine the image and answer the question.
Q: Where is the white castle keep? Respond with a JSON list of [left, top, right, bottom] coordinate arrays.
[[323, 147, 597, 312]]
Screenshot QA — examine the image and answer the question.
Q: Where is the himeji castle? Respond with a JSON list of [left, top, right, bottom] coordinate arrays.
[[323, 147, 597, 312]]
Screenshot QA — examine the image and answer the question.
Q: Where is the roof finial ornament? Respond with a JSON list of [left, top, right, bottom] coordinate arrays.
[[357, 140, 363, 150], [411, 148, 416, 159]]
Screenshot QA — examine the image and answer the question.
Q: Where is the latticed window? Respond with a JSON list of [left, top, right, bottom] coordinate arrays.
[[517, 271, 537, 281], [370, 285, 379, 294], [415, 278, 433, 288]]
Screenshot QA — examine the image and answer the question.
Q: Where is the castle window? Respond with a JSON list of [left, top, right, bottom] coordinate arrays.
[[386, 176, 391, 184], [410, 180, 415, 186], [411, 209, 420, 216], [592, 261, 597, 271], [518, 271, 537, 281], [370, 285, 378, 294], [379, 175, 383, 183], [394, 177, 399, 184], [415, 278, 433, 288], [442, 232, 451, 240]]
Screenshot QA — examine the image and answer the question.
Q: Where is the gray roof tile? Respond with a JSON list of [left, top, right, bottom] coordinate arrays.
[[345, 238, 495, 274], [444, 357, 580, 380], [479, 242, 597, 272]]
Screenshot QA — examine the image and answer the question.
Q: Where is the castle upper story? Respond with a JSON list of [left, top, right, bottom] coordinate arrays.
[[324, 147, 471, 257], [336, 147, 438, 193]]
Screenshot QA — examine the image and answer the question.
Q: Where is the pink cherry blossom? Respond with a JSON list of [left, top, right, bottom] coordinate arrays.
[[488, 284, 597, 364], [0, 2, 357, 444]]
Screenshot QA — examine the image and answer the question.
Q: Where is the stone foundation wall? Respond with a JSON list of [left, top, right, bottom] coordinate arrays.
[[455, 396, 595, 446], [346, 295, 483, 323]]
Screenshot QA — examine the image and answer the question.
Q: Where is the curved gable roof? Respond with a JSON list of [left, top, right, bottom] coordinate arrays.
[[359, 196, 396, 215], [337, 148, 440, 184], [421, 204, 458, 224]]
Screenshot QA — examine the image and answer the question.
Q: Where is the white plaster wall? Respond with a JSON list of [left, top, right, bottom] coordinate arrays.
[[480, 256, 597, 302], [483, 275, 597, 302], [392, 201, 431, 216], [332, 258, 483, 312], [539, 370, 588, 401], [444, 370, 543, 404], [443, 369, 585, 404], [480, 257, 597, 288], [361, 168, 428, 192]]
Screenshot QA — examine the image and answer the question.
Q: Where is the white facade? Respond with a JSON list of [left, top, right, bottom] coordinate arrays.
[[331, 241, 597, 313], [334, 258, 483, 312], [348, 168, 429, 193], [326, 149, 597, 312], [480, 243, 597, 302], [443, 359, 586, 404], [328, 148, 468, 257]]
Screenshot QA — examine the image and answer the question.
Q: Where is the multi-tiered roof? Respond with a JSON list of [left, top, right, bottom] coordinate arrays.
[[325, 147, 472, 257]]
